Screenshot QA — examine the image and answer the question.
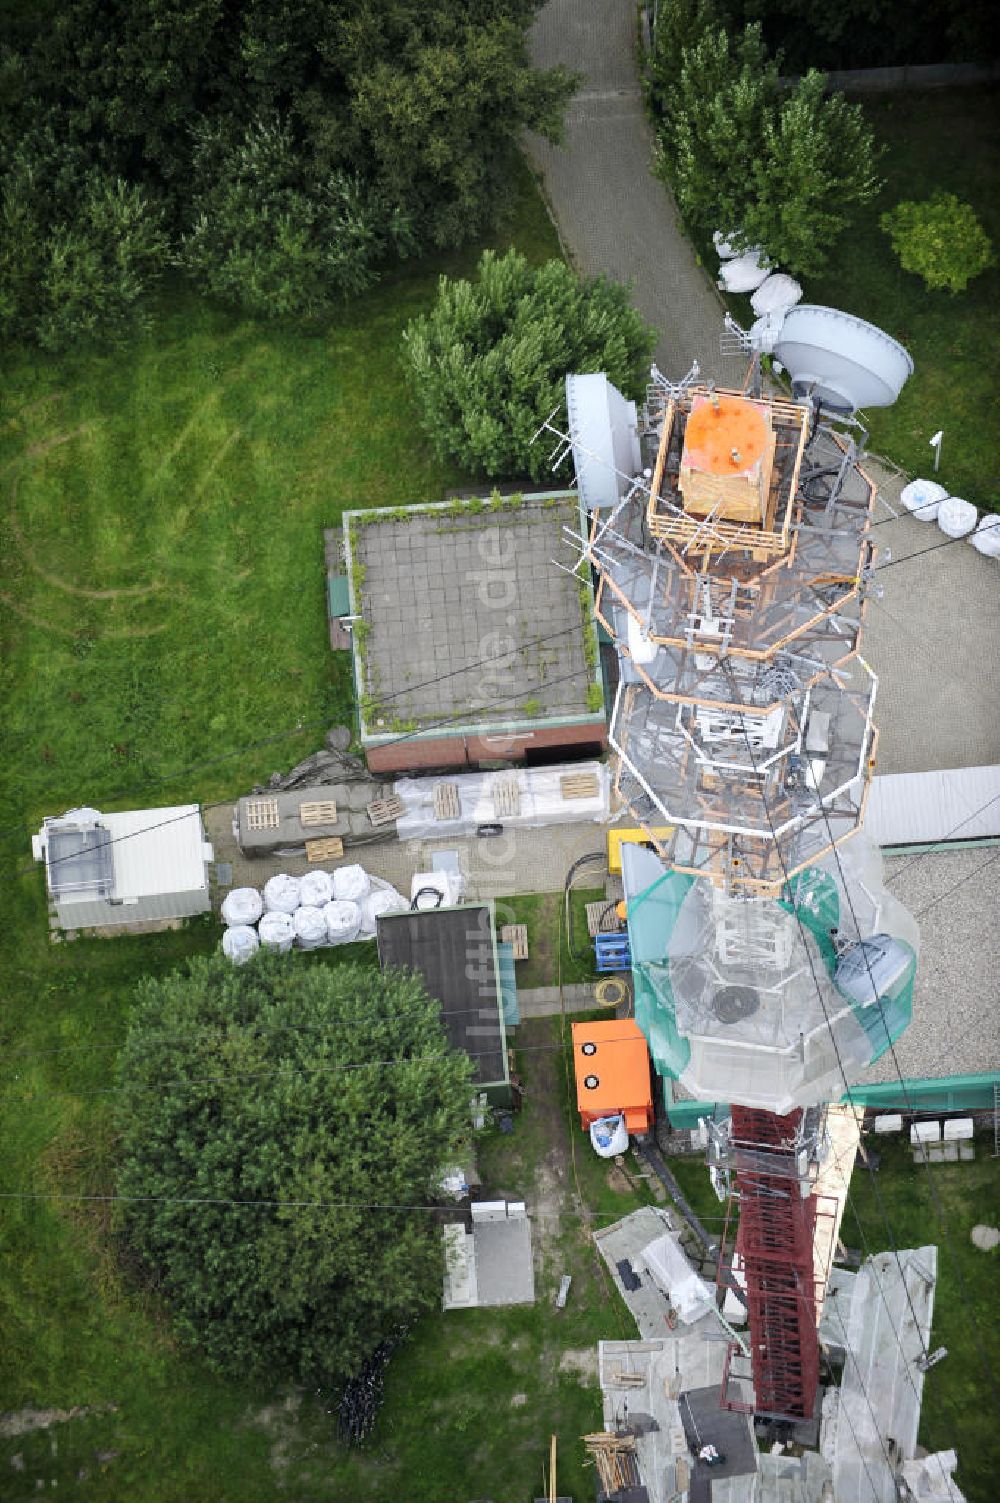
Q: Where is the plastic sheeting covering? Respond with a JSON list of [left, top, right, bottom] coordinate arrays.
[[394, 761, 610, 842], [323, 898, 361, 944], [332, 863, 370, 902], [258, 909, 294, 951], [293, 904, 327, 950], [899, 477, 946, 522], [263, 872, 301, 914], [221, 887, 263, 927], [299, 869, 334, 907], [622, 835, 917, 1114], [971, 513, 1000, 558], [222, 924, 259, 964], [718, 249, 771, 292], [641, 1231, 715, 1324], [713, 230, 740, 259], [937, 494, 977, 538]]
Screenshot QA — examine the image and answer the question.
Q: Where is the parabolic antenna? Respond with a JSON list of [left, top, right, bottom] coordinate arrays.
[[770, 304, 913, 412]]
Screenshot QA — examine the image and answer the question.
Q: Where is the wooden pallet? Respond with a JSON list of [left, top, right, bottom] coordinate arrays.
[[433, 782, 461, 821], [492, 775, 521, 819], [367, 796, 404, 827], [243, 797, 279, 831], [586, 900, 622, 937], [500, 923, 529, 961], [305, 836, 344, 863], [299, 799, 338, 827], [560, 771, 599, 801]]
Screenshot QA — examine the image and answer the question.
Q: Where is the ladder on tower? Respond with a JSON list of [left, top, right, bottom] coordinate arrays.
[[993, 1080, 1000, 1157]]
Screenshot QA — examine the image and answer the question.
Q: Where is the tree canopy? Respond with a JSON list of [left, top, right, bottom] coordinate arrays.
[[649, 0, 881, 278], [1, 1, 575, 342], [116, 952, 474, 1387], [403, 249, 657, 482]]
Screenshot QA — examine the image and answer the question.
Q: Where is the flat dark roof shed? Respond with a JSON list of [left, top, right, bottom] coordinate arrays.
[[376, 904, 511, 1103]]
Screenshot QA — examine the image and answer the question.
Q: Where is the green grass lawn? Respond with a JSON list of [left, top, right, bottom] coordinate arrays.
[[719, 88, 1000, 510], [809, 88, 1000, 510], [840, 1137, 1000, 1501], [498, 888, 605, 988]]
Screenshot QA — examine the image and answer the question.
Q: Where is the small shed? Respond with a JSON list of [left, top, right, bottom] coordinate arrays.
[[376, 903, 512, 1106], [572, 1018, 653, 1133], [33, 805, 213, 931]]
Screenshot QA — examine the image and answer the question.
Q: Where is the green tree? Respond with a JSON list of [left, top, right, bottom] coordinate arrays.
[[745, 71, 881, 278], [116, 952, 473, 1387], [660, 21, 778, 244], [880, 191, 995, 294], [402, 249, 656, 481]]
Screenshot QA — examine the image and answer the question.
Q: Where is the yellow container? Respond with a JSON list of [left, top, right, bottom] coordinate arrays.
[[607, 826, 672, 875]]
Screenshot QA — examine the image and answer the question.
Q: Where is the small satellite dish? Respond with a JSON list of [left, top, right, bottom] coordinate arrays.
[[770, 305, 913, 413]]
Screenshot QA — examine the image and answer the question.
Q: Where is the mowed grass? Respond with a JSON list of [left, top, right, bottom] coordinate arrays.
[[807, 87, 1000, 508], [0, 155, 561, 826], [0, 161, 579, 1501]]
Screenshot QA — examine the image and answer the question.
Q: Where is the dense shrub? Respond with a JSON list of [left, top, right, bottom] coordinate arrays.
[[880, 192, 995, 294], [403, 250, 656, 481], [117, 952, 473, 1387]]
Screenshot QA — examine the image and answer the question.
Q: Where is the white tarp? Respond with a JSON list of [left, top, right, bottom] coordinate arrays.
[[299, 869, 334, 907], [900, 478, 946, 522], [971, 513, 1000, 557], [641, 1231, 715, 1324], [394, 760, 610, 842], [323, 898, 361, 944], [222, 925, 259, 964], [718, 249, 771, 292], [258, 910, 294, 951], [293, 904, 328, 950], [937, 494, 977, 538], [332, 863, 370, 902]]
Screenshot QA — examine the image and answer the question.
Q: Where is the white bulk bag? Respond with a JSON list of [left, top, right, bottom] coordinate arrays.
[[263, 872, 301, 914], [971, 513, 1000, 558], [937, 495, 977, 539], [220, 887, 263, 927], [899, 478, 946, 522], [299, 869, 334, 907], [323, 899, 362, 945], [718, 249, 770, 293], [750, 272, 802, 317], [293, 904, 328, 950], [222, 925, 260, 964], [589, 1114, 629, 1158], [258, 910, 295, 952], [713, 230, 740, 260], [359, 887, 408, 936], [332, 863, 370, 902]]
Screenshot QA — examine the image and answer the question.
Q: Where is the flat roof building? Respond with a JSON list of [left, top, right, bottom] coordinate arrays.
[[344, 493, 606, 774], [33, 805, 213, 932]]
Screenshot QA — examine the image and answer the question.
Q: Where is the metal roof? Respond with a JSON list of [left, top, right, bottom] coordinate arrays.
[[865, 765, 1000, 846]]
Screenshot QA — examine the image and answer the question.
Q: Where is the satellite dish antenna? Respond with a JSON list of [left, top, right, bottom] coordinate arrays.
[[768, 304, 913, 413]]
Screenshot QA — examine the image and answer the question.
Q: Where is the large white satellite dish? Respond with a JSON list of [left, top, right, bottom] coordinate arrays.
[[770, 304, 913, 412]]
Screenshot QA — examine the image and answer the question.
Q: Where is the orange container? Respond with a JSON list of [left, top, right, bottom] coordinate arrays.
[[572, 1018, 653, 1133]]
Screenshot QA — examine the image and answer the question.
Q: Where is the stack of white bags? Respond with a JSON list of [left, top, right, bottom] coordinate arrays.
[[220, 864, 409, 963], [900, 478, 998, 554]]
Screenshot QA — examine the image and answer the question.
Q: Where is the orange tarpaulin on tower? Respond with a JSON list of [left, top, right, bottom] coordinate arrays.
[[572, 1019, 653, 1134]]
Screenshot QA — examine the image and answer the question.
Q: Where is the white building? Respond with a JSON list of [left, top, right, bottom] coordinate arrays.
[[33, 805, 214, 931]]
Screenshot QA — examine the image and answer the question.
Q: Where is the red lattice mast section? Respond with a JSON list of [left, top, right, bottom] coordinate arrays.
[[726, 1106, 820, 1421]]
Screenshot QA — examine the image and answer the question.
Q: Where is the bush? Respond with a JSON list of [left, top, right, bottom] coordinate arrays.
[[0, 134, 168, 349], [402, 250, 656, 481], [880, 191, 995, 294], [117, 952, 473, 1387], [180, 116, 410, 318]]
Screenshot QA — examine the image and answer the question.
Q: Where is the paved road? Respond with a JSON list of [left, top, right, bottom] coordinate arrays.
[[526, 0, 1000, 776]]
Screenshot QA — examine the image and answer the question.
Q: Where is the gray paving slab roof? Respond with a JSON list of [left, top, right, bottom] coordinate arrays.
[[348, 495, 595, 737]]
